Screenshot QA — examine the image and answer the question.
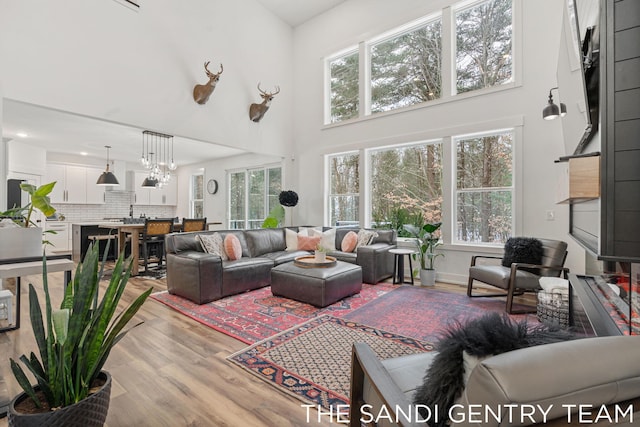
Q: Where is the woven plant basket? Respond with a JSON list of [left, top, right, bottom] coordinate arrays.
[[8, 371, 111, 427]]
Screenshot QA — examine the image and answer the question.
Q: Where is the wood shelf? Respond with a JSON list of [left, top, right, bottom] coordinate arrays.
[[557, 155, 600, 204]]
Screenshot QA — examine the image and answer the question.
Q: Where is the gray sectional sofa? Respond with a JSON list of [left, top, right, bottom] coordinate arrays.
[[165, 227, 397, 304]]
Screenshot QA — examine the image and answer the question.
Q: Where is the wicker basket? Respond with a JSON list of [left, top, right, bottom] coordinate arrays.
[[537, 289, 569, 327]]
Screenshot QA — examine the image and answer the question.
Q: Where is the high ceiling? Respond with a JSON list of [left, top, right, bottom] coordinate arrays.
[[255, 0, 347, 27], [1, 1, 345, 167]]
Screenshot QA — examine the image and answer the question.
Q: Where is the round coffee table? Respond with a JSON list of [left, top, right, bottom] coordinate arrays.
[[389, 248, 416, 285]]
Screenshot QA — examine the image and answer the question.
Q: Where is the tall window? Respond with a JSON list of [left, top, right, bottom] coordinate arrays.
[[455, 130, 513, 244], [370, 17, 442, 113], [455, 0, 513, 94], [328, 50, 359, 123], [228, 166, 282, 229], [190, 173, 204, 218], [327, 152, 359, 227], [370, 142, 443, 226]]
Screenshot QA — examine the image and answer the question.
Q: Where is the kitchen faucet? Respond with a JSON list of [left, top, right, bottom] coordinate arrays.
[[129, 204, 133, 218]]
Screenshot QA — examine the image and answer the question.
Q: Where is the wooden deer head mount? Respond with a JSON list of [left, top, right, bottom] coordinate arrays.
[[249, 83, 280, 122], [193, 61, 223, 105]]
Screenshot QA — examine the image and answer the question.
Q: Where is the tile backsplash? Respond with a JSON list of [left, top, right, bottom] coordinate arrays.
[[55, 190, 176, 223]]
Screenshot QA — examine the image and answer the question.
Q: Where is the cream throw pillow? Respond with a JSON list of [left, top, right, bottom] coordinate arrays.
[[285, 228, 310, 251], [356, 229, 378, 248], [197, 233, 228, 260], [309, 228, 336, 251]]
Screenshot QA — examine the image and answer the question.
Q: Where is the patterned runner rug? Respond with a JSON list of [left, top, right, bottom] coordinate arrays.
[[343, 285, 538, 342], [227, 315, 433, 410], [150, 283, 396, 344]]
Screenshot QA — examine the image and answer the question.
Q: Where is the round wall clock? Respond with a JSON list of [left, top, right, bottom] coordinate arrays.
[[207, 179, 218, 195]]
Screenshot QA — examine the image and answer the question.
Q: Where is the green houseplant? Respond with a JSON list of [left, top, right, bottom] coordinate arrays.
[[1, 182, 57, 228], [7, 242, 152, 426], [404, 221, 443, 286]]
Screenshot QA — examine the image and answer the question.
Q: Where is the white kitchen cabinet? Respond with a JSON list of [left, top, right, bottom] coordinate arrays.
[[44, 222, 70, 251], [131, 171, 177, 206], [85, 166, 106, 204], [45, 164, 105, 204]]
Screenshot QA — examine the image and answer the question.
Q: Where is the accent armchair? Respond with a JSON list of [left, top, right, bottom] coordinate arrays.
[[467, 238, 568, 313]]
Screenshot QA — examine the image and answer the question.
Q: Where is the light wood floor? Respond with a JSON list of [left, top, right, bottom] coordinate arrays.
[[0, 268, 535, 427]]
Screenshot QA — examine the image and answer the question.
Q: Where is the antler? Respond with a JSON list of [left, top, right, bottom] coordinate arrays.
[[257, 83, 280, 96], [205, 62, 223, 78]]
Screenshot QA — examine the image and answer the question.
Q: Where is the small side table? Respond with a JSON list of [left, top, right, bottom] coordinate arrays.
[[389, 248, 415, 285]]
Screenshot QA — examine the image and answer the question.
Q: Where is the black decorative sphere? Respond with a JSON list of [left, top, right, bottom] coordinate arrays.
[[279, 190, 299, 207]]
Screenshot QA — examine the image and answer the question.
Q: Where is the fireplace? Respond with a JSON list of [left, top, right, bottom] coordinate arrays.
[[569, 258, 639, 336]]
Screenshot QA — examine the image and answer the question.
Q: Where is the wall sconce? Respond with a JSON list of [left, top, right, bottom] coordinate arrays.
[[96, 145, 120, 186], [542, 87, 567, 120]]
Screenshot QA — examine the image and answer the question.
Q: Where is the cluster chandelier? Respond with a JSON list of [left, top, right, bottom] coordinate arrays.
[[140, 130, 176, 188]]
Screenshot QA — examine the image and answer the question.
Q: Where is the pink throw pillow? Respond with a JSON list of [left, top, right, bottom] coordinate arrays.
[[341, 231, 358, 253], [224, 234, 243, 260], [297, 234, 322, 251]]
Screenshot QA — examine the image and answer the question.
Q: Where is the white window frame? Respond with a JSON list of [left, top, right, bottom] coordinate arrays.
[[227, 164, 282, 229], [324, 46, 360, 124], [365, 139, 444, 228], [189, 171, 204, 218], [325, 151, 360, 227], [452, 128, 516, 247]]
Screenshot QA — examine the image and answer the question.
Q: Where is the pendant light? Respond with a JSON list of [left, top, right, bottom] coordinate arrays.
[[542, 87, 567, 120], [96, 145, 119, 186]]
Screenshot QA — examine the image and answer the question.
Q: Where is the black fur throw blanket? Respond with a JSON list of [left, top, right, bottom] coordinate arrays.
[[412, 313, 574, 427], [501, 237, 544, 271]]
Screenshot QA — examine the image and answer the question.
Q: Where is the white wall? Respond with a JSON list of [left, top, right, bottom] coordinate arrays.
[[0, 0, 294, 157], [292, 0, 586, 282]]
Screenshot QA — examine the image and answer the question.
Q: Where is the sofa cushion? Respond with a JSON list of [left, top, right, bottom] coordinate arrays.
[[371, 229, 395, 245], [197, 233, 228, 260], [245, 228, 287, 257], [261, 250, 310, 265], [341, 231, 358, 252], [224, 234, 243, 260]]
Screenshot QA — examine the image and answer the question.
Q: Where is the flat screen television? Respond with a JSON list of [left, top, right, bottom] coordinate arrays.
[[558, 0, 600, 158]]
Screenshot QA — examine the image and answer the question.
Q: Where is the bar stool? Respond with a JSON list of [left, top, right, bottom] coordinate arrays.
[[87, 234, 118, 260], [389, 248, 415, 285], [0, 289, 13, 325]]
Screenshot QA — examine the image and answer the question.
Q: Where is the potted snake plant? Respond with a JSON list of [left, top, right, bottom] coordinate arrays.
[[7, 242, 152, 426], [403, 222, 444, 286]]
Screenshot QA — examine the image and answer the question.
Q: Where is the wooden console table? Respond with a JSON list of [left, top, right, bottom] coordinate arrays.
[[0, 256, 74, 332]]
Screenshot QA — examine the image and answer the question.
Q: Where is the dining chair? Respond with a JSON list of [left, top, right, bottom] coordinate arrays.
[[140, 219, 174, 273], [181, 217, 207, 232]]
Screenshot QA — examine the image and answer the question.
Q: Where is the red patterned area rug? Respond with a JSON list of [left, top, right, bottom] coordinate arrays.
[[150, 283, 396, 344], [343, 285, 539, 343], [227, 315, 433, 410]]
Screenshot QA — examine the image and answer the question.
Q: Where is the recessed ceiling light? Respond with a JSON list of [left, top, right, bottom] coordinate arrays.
[[80, 152, 89, 156], [16, 132, 28, 138]]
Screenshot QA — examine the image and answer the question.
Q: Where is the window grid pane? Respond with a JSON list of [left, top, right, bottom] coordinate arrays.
[[330, 51, 359, 123], [370, 18, 442, 113], [328, 153, 360, 226], [370, 143, 443, 229], [455, 0, 513, 94], [455, 130, 514, 244], [229, 172, 246, 229]]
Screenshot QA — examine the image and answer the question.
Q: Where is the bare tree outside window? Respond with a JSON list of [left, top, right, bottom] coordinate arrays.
[[329, 51, 359, 123], [229, 171, 246, 229], [370, 143, 443, 227], [370, 18, 442, 113], [455, 0, 513, 94], [455, 131, 513, 243], [229, 167, 282, 229], [328, 153, 360, 226]]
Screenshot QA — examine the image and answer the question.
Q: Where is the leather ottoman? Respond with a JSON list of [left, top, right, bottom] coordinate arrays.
[[270, 261, 363, 307]]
